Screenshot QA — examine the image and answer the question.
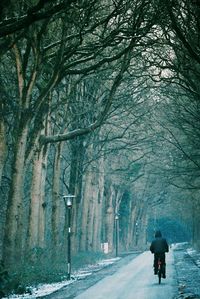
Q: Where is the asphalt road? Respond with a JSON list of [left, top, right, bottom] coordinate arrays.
[[74, 250, 177, 299]]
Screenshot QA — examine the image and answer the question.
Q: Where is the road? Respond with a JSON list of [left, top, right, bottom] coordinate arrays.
[[74, 250, 177, 299]]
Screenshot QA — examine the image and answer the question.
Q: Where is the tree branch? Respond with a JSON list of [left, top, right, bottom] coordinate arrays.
[[40, 52, 132, 145], [0, 1, 74, 38]]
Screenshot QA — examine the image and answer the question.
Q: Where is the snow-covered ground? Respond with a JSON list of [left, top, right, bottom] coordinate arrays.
[[173, 243, 200, 299], [3, 258, 120, 299]]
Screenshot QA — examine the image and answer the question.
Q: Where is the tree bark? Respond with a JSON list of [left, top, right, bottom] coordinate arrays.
[[51, 142, 63, 252], [3, 127, 28, 264], [66, 137, 85, 252], [92, 156, 104, 251], [28, 145, 49, 252], [79, 169, 91, 251], [125, 200, 137, 251], [105, 185, 115, 253], [38, 147, 48, 249], [28, 151, 42, 249], [0, 120, 6, 186], [79, 154, 105, 252]]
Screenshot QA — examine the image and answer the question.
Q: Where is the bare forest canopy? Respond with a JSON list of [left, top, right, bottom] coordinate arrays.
[[0, 0, 200, 286]]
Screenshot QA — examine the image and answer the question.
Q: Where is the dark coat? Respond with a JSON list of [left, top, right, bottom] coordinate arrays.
[[150, 231, 169, 254]]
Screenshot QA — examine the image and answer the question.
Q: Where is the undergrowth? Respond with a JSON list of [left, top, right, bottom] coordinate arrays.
[[0, 249, 107, 298]]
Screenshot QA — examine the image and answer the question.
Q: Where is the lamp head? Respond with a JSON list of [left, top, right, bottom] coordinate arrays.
[[63, 195, 75, 208]]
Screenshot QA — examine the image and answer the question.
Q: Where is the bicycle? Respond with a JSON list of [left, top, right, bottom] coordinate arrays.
[[157, 257, 166, 284], [157, 257, 162, 284]]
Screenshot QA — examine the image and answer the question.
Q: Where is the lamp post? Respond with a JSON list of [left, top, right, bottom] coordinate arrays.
[[135, 222, 138, 246], [115, 214, 119, 257], [63, 194, 75, 280]]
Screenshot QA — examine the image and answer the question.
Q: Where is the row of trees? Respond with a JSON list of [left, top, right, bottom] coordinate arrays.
[[155, 0, 200, 248], [0, 0, 200, 275]]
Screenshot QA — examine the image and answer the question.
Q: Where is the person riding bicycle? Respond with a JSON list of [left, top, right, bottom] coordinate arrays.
[[150, 230, 169, 278]]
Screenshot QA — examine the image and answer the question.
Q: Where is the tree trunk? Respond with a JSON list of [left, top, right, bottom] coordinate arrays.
[[105, 185, 115, 253], [51, 142, 63, 252], [69, 138, 85, 253], [28, 152, 42, 250], [79, 168, 92, 251], [126, 201, 137, 251], [3, 127, 28, 265], [135, 199, 148, 249], [28, 145, 48, 252], [38, 147, 48, 248], [92, 156, 104, 251], [86, 168, 99, 251], [0, 120, 7, 186], [80, 155, 105, 252]]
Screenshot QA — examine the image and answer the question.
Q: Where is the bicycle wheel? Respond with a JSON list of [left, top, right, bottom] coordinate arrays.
[[158, 269, 162, 284]]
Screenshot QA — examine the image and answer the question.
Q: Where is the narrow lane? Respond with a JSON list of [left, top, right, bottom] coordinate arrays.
[[74, 250, 177, 299]]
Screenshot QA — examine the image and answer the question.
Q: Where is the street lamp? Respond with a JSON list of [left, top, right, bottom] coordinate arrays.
[[115, 214, 119, 257], [63, 194, 75, 280]]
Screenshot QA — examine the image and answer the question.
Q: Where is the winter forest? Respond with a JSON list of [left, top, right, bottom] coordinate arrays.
[[0, 0, 200, 295]]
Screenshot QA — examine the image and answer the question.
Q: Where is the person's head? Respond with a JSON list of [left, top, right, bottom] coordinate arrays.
[[155, 230, 162, 238]]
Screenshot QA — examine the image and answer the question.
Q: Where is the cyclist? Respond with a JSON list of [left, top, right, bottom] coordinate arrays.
[[150, 230, 169, 278]]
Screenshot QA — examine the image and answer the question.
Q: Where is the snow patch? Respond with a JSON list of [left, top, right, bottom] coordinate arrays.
[[187, 248, 200, 268], [97, 257, 121, 266], [3, 280, 73, 299]]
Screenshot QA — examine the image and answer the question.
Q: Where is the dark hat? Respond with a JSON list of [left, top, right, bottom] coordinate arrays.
[[155, 230, 162, 238]]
